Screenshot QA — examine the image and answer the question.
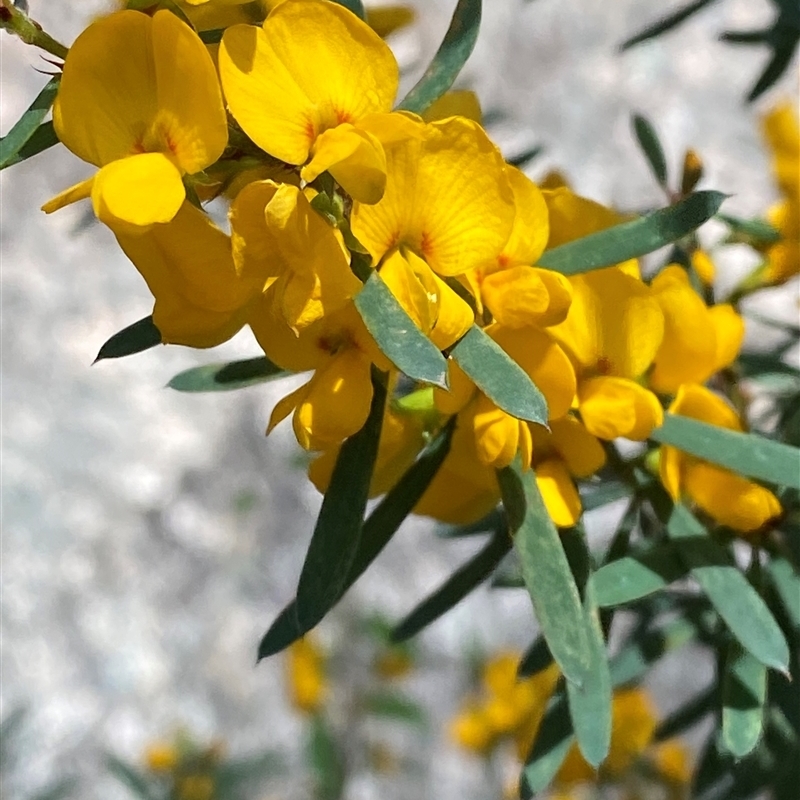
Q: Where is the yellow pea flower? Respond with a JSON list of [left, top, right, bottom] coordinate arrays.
[[115, 201, 258, 347], [287, 636, 327, 714], [351, 116, 516, 277], [544, 188, 665, 441], [422, 90, 482, 124], [230, 180, 362, 331], [176, 775, 215, 800], [144, 742, 179, 773], [365, 5, 415, 38], [649, 265, 744, 394], [43, 10, 227, 232], [660, 384, 782, 532], [219, 0, 401, 203]]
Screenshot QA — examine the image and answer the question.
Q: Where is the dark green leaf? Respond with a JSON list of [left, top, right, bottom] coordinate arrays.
[[632, 114, 668, 188], [654, 686, 717, 741], [436, 506, 504, 537], [521, 691, 574, 796], [736, 352, 800, 381], [537, 191, 726, 276], [652, 414, 800, 490], [258, 420, 453, 659], [354, 272, 448, 388], [668, 505, 790, 671], [167, 356, 285, 392], [450, 325, 548, 425], [718, 213, 781, 244], [600, 500, 640, 565], [214, 753, 283, 791], [580, 480, 631, 512], [610, 617, 698, 687], [295, 373, 386, 631], [746, 31, 799, 103], [331, 0, 366, 18], [592, 544, 688, 607], [692, 734, 735, 800], [308, 715, 346, 800], [566, 581, 612, 767], [766, 556, 800, 630], [507, 144, 543, 168], [94, 316, 161, 362], [391, 528, 511, 642], [518, 636, 553, 678], [0, 77, 59, 169], [620, 0, 719, 50], [396, 0, 481, 114], [199, 28, 223, 43], [105, 755, 157, 800], [721, 642, 767, 758], [497, 460, 591, 686], [0, 120, 59, 170], [363, 690, 427, 728]]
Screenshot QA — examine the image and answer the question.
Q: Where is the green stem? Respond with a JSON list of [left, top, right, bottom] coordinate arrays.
[[0, 2, 68, 59]]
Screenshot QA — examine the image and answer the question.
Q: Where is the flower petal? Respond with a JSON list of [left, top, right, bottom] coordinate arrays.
[[536, 458, 582, 528], [579, 376, 663, 441], [482, 266, 572, 329], [667, 383, 742, 431], [548, 416, 606, 478], [498, 166, 549, 267]]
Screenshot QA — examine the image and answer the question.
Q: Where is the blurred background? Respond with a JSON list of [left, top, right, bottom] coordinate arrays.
[[1, 0, 797, 798]]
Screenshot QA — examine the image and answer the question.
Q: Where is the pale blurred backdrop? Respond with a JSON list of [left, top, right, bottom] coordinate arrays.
[[1, 1, 797, 798]]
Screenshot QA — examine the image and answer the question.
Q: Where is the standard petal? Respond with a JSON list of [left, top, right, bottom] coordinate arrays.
[[536, 458, 582, 528], [482, 266, 572, 329], [709, 304, 745, 374], [667, 383, 742, 432], [579, 376, 664, 441], [498, 166, 550, 267]]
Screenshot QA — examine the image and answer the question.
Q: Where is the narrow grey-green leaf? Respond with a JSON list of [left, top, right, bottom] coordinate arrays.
[[94, 316, 161, 362], [498, 460, 590, 686], [651, 413, 800, 490], [632, 114, 668, 188], [721, 642, 767, 758], [106, 755, 157, 800], [521, 692, 574, 796], [363, 690, 427, 728], [258, 421, 453, 659], [295, 374, 386, 631], [396, 0, 481, 114], [566, 582, 612, 767], [450, 325, 548, 425], [766, 556, 800, 630], [668, 504, 790, 671], [354, 271, 448, 387], [0, 120, 58, 171], [391, 528, 511, 642], [592, 544, 688, 607], [580, 480, 631, 512], [718, 213, 781, 244], [620, 0, 719, 50], [167, 356, 285, 392], [308, 716, 346, 800], [0, 77, 59, 169], [536, 191, 726, 276]]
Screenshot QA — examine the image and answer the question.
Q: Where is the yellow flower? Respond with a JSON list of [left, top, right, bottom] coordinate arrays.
[[691, 249, 715, 285], [176, 774, 215, 800], [545, 188, 665, 441], [287, 636, 327, 714], [115, 201, 259, 347], [219, 0, 400, 203], [365, 5, 415, 38], [145, 742, 179, 773], [422, 90, 482, 124], [649, 265, 744, 395], [660, 384, 782, 532], [43, 10, 227, 232], [351, 116, 516, 277]]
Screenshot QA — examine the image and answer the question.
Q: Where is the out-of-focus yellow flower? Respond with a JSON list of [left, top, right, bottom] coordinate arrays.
[[691, 249, 715, 285], [366, 4, 415, 37], [176, 774, 216, 800], [287, 636, 327, 714], [450, 653, 560, 758], [660, 384, 782, 532], [145, 742, 179, 773], [545, 188, 665, 441], [649, 265, 744, 394], [43, 10, 227, 232], [220, 0, 403, 203], [374, 648, 414, 679], [650, 740, 692, 787]]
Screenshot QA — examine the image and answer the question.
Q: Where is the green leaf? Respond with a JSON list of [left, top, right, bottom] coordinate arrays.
[[592, 544, 688, 607], [105, 755, 157, 800], [294, 373, 386, 631], [632, 114, 668, 188], [0, 77, 59, 170], [721, 642, 767, 758], [167, 356, 285, 392], [580, 480, 632, 512], [258, 421, 454, 659], [746, 27, 800, 103], [497, 460, 591, 686], [450, 325, 548, 425], [717, 213, 781, 244], [654, 686, 717, 742], [651, 414, 800, 490], [199, 28, 223, 44], [331, 0, 365, 18], [214, 753, 283, 792], [521, 691, 574, 797], [518, 636, 553, 678], [436, 506, 504, 537], [0, 120, 59, 171], [619, 0, 719, 50], [354, 272, 448, 388], [668, 504, 790, 671], [95, 316, 161, 362], [307, 715, 346, 800], [391, 527, 511, 642], [507, 144, 544, 168], [396, 0, 482, 114], [609, 617, 698, 687], [566, 581, 612, 767], [363, 690, 427, 728], [536, 191, 726, 276], [737, 351, 800, 381], [766, 556, 800, 630]]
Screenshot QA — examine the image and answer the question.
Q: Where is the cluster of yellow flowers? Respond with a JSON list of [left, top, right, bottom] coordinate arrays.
[[451, 652, 691, 800], [145, 736, 223, 800], [39, 0, 787, 537]]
